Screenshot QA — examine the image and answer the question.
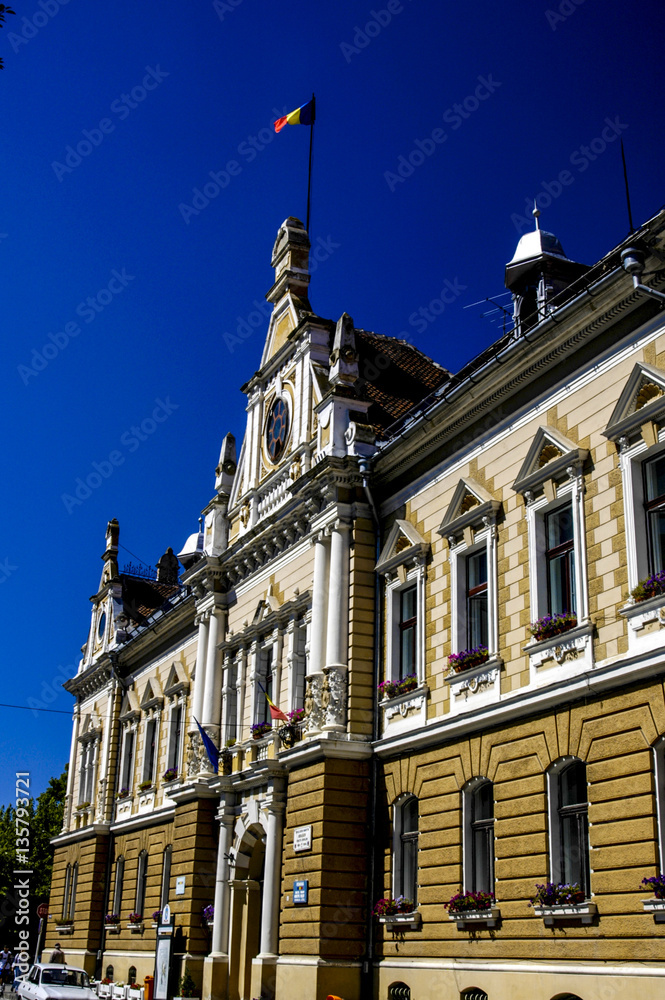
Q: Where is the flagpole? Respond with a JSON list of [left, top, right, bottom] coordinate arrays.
[[306, 92, 315, 235]]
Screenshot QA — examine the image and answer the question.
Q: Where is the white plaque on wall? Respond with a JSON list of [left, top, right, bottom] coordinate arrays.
[[293, 825, 312, 852], [175, 875, 186, 895]]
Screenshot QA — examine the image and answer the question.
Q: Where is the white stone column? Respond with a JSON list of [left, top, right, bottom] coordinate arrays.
[[325, 520, 350, 667], [191, 613, 210, 726], [202, 605, 225, 737], [258, 788, 286, 958], [309, 531, 330, 673], [235, 649, 246, 744], [211, 795, 235, 956]]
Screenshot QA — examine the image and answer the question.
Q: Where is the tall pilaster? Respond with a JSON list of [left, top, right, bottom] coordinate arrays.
[[202, 603, 225, 740], [325, 519, 351, 668], [258, 783, 286, 959], [191, 612, 210, 726]]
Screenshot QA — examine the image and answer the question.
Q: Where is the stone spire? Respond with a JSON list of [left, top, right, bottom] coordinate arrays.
[[99, 518, 119, 588], [329, 313, 359, 388]]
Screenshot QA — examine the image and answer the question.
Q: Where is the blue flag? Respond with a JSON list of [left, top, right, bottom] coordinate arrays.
[[194, 717, 219, 773]]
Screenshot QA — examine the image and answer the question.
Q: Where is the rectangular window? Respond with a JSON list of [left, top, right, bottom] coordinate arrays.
[[167, 706, 182, 771], [546, 503, 576, 614], [466, 550, 488, 649], [257, 647, 273, 725], [399, 586, 417, 680], [143, 719, 157, 785], [121, 731, 135, 791], [645, 454, 665, 574]]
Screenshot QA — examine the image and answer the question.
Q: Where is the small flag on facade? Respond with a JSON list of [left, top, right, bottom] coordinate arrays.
[[258, 681, 289, 722], [194, 717, 219, 773], [274, 98, 315, 133]]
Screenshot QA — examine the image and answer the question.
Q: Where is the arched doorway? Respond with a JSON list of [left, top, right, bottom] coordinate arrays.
[[227, 823, 266, 1000]]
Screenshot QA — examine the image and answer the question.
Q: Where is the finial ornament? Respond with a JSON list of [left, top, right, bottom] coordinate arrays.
[[533, 200, 541, 230]]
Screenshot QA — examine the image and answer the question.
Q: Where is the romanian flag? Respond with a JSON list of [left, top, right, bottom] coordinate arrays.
[[274, 98, 315, 133], [258, 681, 289, 722]]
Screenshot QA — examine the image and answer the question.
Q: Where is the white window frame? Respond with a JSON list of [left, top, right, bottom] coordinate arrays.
[[449, 523, 499, 659], [546, 756, 591, 895], [525, 475, 589, 626], [119, 724, 137, 793], [386, 567, 426, 686], [77, 736, 98, 805], [462, 777, 495, 894], [166, 702, 184, 773], [141, 711, 160, 786], [618, 433, 665, 591], [135, 850, 148, 917], [392, 794, 419, 904], [160, 845, 172, 911]]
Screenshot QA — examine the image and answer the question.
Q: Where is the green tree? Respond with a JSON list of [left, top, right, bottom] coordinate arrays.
[[0, 767, 67, 948], [0, 5, 16, 69]]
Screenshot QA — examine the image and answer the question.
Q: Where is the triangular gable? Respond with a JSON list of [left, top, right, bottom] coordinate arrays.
[[513, 426, 589, 497], [165, 664, 180, 691], [141, 681, 155, 707], [438, 478, 501, 542], [603, 362, 665, 442], [251, 586, 281, 625], [260, 300, 299, 366], [376, 519, 429, 576]]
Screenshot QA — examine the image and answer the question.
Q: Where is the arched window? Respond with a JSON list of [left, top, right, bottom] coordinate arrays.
[[135, 850, 148, 917], [68, 861, 78, 920], [461, 990, 488, 1000], [388, 984, 411, 1000], [464, 779, 494, 894], [128, 968, 137, 986], [113, 856, 125, 917], [547, 758, 590, 897], [160, 845, 172, 910], [62, 864, 72, 921], [653, 736, 665, 869], [105, 967, 114, 982], [393, 796, 418, 904]]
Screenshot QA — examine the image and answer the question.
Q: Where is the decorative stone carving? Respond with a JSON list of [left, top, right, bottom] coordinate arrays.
[[186, 731, 204, 778], [454, 664, 500, 695], [384, 690, 426, 720], [303, 673, 324, 733], [322, 666, 347, 730]]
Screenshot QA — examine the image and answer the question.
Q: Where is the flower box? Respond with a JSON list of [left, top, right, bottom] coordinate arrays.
[[112, 987, 127, 1000], [449, 906, 501, 930], [126, 922, 144, 933], [97, 985, 112, 998], [642, 898, 665, 922], [163, 768, 179, 783], [632, 571, 665, 603], [250, 723, 272, 740], [448, 646, 489, 674], [377, 674, 418, 700], [377, 911, 422, 930], [529, 611, 577, 642], [106, 924, 121, 935], [533, 902, 596, 926]]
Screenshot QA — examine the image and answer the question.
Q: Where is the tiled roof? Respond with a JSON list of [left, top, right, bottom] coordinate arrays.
[[120, 574, 180, 625], [356, 330, 450, 436]]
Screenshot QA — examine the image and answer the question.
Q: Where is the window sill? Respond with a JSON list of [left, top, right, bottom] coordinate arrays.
[[55, 922, 74, 935], [377, 911, 422, 930], [620, 593, 665, 653], [449, 906, 501, 930], [445, 657, 502, 716], [380, 684, 428, 721], [105, 924, 121, 935], [533, 901, 596, 926], [126, 922, 144, 933], [642, 897, 665, 922], [524, 621, 594, 684]]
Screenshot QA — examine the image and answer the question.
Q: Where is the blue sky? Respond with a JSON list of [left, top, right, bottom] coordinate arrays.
[[1, 0, 663, 806]]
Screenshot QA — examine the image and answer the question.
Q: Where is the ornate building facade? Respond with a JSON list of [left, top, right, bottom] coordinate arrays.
[[47, 209, 665, 1000]]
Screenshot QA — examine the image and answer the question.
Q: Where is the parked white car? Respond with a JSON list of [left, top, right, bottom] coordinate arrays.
[[17, 965, 97, 1000]]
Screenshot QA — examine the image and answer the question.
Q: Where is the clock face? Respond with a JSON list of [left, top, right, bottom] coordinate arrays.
[[266, 398, 289, 463]]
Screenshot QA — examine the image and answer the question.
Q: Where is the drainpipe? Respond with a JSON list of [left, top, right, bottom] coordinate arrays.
[[358, 457, 381, 1000]]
